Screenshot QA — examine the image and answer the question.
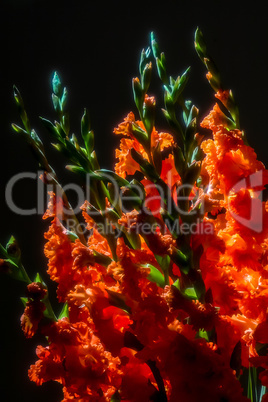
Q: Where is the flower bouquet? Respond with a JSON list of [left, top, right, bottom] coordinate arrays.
[[2, 29, 268, 401]]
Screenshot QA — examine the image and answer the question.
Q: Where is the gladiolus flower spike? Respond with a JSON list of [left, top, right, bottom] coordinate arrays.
[[2, 28, 268, 401]]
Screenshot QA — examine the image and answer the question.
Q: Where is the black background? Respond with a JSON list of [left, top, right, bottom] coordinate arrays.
[[0, 1, 268, 401]]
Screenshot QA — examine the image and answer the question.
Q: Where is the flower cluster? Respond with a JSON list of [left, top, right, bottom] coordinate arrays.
[[2, 30, 268, 401]]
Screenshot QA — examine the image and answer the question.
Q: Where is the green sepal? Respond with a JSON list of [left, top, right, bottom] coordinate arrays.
[[197, 329, 209, 341], [152, 141, 162, 175], [184, 161, 201, 187], [90, 150, 100, 170], [107, 182, 122, 214], [218, 90, 240, 128], [194, 28, 222, 92], [173, 144, 185, 176], [1, 258, 29, 282], [156, 57, 168, 84], [124, 230, 141, 250], [155, 254, 170, 270], [52, 93, 61, 115], [142, 97, 155, 137], [61, 87, 68, 111], [20, 297, 28, 307], [129, 178, 146, 198], [13, 85, 31, 133], [86, 204, 118, 261], [194, 27, 207, 61], [40, 117, 61, 141], [11, 123, 28, 136], [33, 272, 45, 285], [106, 289, 131, 314], [151, 32, 169, 84], [13, 85, 25, 110], [6, 236, 21, 260], [184, 103, 199, 128], [141, 263, 165, 288], [141, 61, 152, 94], [130, 149, 159, 182], [61, 113, 70, 136], [139, 47, 151, 77], [33, 274, 49, 295], [131, 123, 149, 149], [92, 250, 112, 267], [63, 137, 91, 172], [185, 117, 197, 153], [58, 302, 69, 320], [0, 238, 31, 283], [52, 71, 63, 98], [184, 287, 198, 299], [94, 169, 130, 187], [132, 78, 143, 116], [64, 230, 80, 242], [54, 120, 67, 138], [150, 31, 161, 59], [119, 190, 142, 212], [70, 133, 80, 151], [169, 247, 189, 274], [30, 129, 45, 152], [171, 66, 191, 103], [111, 391, 121, 402], [81, 108, 94, 157], [217, 111, 236, 130]]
